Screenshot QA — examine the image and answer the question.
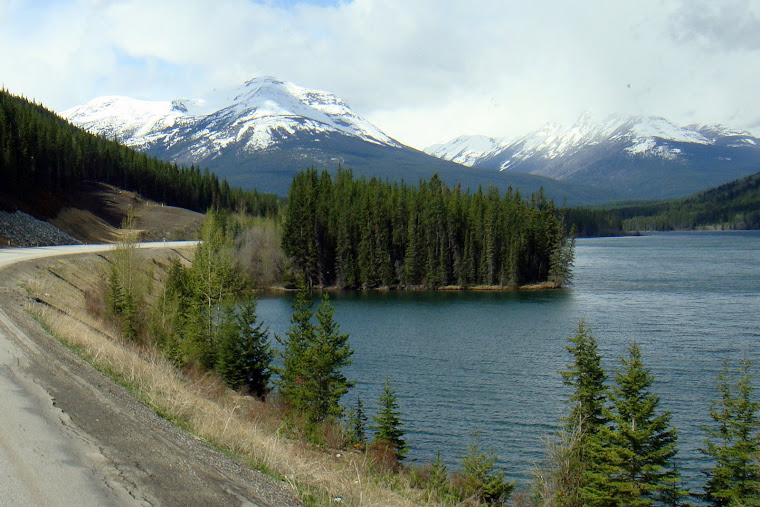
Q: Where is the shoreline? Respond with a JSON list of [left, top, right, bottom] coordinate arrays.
[[259, 280, 563, 293]]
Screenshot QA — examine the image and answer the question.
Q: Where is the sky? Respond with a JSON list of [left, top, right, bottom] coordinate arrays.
[[2, 0, 760, 149]]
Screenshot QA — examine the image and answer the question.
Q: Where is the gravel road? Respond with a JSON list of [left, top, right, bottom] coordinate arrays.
[[0, 243, 301, 506]]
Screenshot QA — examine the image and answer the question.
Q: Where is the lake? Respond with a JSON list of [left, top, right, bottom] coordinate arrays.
[[256, 230, 760, 494]]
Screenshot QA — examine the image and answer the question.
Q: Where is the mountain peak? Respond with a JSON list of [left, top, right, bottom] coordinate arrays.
[[62, 76, 401, 152], [425, 113, 760, 196]]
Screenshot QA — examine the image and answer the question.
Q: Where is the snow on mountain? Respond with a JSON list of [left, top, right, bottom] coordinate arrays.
[[424, 135, 509, 167], [62, 96, 193, 146], [426, 113, 760, 179], [61, 77, 402, 159]]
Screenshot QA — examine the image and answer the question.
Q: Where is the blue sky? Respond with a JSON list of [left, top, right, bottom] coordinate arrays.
[[2, 0, 759, 149]]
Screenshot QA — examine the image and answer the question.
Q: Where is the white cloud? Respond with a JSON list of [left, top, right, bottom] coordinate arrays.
[[1, 0, 759, 149]]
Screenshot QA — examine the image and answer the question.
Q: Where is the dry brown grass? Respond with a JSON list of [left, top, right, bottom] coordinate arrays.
[[22, 249, 427, 507]]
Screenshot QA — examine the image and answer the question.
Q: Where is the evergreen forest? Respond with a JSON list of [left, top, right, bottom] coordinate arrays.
[[282, 169, 574, 289], [566, 170, 760, 236], [0, 89, 278, 216]]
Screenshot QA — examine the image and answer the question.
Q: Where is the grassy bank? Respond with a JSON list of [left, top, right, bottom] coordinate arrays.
[[19, 249, 424, 506]]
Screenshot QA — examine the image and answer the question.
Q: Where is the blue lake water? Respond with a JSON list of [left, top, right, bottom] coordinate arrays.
[[256, 230, 760, 494]]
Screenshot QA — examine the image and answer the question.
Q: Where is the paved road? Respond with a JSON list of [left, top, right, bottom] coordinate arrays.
[[0, 241, 199, 270], [0, 242, 300, 506]]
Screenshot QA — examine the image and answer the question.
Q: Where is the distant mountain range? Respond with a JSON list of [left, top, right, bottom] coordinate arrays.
[[65, 77, 608, 203], [425, 113, 760, 200], [62, 78, 760, 204]]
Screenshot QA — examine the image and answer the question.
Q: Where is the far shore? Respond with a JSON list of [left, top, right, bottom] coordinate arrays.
[[258, 281, 563, 293]]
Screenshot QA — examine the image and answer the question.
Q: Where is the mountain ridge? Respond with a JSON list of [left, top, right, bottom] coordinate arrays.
[[425, 113, 760, 200], [62, 77, 624, 205]]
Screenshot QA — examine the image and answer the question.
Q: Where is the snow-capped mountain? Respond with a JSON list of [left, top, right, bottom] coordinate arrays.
[[424, 135, 510, 167], [65, 77, 596, 201], [426, 113, 760, 199], [63, 77, 402, 158]]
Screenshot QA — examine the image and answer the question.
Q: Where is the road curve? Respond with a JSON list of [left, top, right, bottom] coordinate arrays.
[[0, 240, 200, 270], [0, 241, 300, 506]]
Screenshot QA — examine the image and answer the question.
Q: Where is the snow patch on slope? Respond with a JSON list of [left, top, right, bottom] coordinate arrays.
[[424, 135, 509, 166]]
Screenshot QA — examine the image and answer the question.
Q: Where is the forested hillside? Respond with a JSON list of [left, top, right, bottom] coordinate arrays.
[[566, 170, 760, 235], [0, 89, 278, 216], [282, 169, 574, 289], [617, 171, 760, 231]]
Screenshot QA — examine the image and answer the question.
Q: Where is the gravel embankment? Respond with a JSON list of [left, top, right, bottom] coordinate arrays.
[[0, 210, 81, 247]]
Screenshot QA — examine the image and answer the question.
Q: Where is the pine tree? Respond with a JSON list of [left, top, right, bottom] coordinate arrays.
[[277, 282, 354, 425], [607, 342, 684, 505], [702, 357, 760, 506], [552, 320, 610, 506], [216, 298, 273, 399], [308, 292, 355, 421], [276, 280, 316, 415], [457, 438, 515, 505], [562, 320, 608, 434], [345, 396, 368, 449], [427, 451, 450, 500], [372, 377, 407, 464]]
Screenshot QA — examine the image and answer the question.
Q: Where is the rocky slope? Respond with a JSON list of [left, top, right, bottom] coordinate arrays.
[[426, 114, 760, 199]]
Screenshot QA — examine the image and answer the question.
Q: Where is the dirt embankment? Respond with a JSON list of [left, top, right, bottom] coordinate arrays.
[[0, 247, 301, 506], [0, 181, 204, 246]]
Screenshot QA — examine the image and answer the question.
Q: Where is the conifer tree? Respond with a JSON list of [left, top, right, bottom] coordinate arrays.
[[276, 279, 315, 415], [702, 357, 760, 505], [308, 292, 355, 421], [562, 320, 608, 434], [607, 342, 684, 505], [106, 207, 141, 341], [372, 377, 407, 464], [216, 298, 273, 399], [186, 210, 239, 368], [555, 320, 611, 506], [428, 451, 450, 500], [345, 396, 368, 449], [458, 438, 515, 505], [277, 282, 354, 425]]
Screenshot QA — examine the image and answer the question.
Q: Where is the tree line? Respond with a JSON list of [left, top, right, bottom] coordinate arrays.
[[282, 168, 574, 290], [0, 89, 279, 216], [565, 170, 760, 236]]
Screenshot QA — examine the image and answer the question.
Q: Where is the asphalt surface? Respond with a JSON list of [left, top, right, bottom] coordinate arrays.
[[0, 242, 301, 506]]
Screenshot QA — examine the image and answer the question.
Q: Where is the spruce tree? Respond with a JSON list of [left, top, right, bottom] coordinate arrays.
[[702, 357, 760, 505], [458, 437, 515, 505], [372, 377, 407, 464], [309, 292, 354, 421], [345, 396, 368, 449], [236, 298, 273, 399], [562, 320, 608, 434], [216, 298, 273, 399], [276, 280, 316, 415], [216, 306, 245, 386], [428, 451, 450, 500], [607, 342, 684, 505], [556, 320, 611, 506], [277, 282, 353, 425]]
